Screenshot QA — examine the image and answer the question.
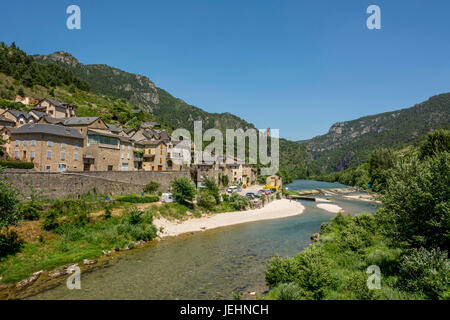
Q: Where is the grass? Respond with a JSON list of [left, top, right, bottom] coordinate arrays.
[[115, 194, 160, 204], [0, 206, 157, 284]]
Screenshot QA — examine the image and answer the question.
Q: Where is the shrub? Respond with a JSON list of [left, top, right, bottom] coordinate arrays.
[[0, 230, 22, 258], [170, 177, 196, 206], [197, 191, 216, 210], [104, 203, 113, 219], [345, 271, 379, 300], [339, 221, 374, 252], [293, 247, 333, 300], [116, 195, 159, 204], [202, 176, 220, 204], [20, 187, 43, 221], [368, 148, 397, 193], [274, 282, 303, 300], [0, 161, 34, 169], [42, 209, 59, 231], [377, 153, 450, 250], [0, 178, 21, 230], [419, 129, 450, 160], [265, 256, 300, 288], [143, 181, 160, 194], [397, 247, 449, 300], [276, 193, 281, 200], [221, 194, 229, 202], [229, 193, 249, 211]]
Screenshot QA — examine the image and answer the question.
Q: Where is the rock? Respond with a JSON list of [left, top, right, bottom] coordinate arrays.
[[16, 270, 43, 289], [311, 233, 320, 242], [187, 211, 192, 216], [200, 226, 207, 230], [249, 292, 256, 296], [48, 270, 65, 278], [83, 259, 97, 265], [65, 264, 79, 274], [103, 250, 111, 257]]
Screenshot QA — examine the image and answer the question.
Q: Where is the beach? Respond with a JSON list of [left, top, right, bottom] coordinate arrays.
[[154, 199, 305, 238]]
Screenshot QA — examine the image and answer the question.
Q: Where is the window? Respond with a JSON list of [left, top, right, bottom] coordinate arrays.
[[31, 151, 35, 159], [61, 152, 66, 161], [15, 140, 19, 147], [121, 163, 129, 171], [46, 166, 51, 172], [31, 140, 36, 146], [121, 152, 124, 159], [128, 145, 131, 150], [74, 153, 78, 161], [160, 158, 162, 164], [127, 153, 130, 160], [48, 140, 52, 147], [108, 165, 113, 171], [75, 143, 79, 150], [23, 139, 27, 146], [47, 151, 52, 160], [62, 142, 66, 149], [14, 151, 19, 159], [122, 145, 125, 150]]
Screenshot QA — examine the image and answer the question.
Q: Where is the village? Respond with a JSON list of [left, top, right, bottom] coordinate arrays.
[[0, 96, 264, 191]]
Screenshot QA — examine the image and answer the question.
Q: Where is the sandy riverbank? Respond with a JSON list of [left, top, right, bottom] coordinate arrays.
[[154, 199, 305, 238], [316, 203, 343, 213]]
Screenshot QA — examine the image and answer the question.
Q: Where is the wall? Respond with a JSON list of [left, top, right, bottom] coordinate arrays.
[[2, 170, 191, 199]]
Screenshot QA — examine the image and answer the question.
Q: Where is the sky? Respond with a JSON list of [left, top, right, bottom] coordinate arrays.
[[1, 0, 450, 140]]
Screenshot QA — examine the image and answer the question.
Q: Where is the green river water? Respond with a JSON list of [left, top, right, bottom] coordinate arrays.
[[30, 180, 379, 300]]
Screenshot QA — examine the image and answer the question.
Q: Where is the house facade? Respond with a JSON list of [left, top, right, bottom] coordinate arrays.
[[9, 124, 84, 172]]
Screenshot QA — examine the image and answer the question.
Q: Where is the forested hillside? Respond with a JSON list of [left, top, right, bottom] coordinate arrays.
[[302, 94, 450, 172]]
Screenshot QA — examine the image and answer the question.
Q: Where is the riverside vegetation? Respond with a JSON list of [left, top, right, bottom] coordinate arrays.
[[265, 130, 450, 300], [0, 176, 252, 287]]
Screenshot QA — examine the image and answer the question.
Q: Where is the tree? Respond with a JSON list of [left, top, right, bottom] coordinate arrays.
[[202, 176, 220, 204], [419, 129, 450, 160], [368, 148, 397, 192], [377, 152, 450, 251], [143, 181, 160, 194], [0, 178, 21, 231], [170, 177, 196, 206]]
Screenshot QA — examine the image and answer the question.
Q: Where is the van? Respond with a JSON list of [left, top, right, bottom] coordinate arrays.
[[227, 186, 238, 193]]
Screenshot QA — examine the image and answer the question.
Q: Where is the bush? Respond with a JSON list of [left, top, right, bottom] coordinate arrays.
[[0, 230, 22, 258], [170, 177, 196, 206], [377, 152, 450, 250], [202, 176, 220, 204], [276, 193, 281, 200], [221, 194, 229, 202], [293, 247, 333, 300], [0, 161, 34, 169], [398, 247, 450, 299], [265, 256, 300, 288], [197, 191, 216, 210], [143, 181, 160, 194], [0, 178, 21, 230], [229, 193, 249, 211], [419, 129, 450, 160], [116, 195, 159, 204], [273, 282, 303, 300], [42, 209, 59, 231]]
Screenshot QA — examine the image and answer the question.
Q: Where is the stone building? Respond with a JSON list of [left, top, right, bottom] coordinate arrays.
[[32, 98, 76, 118], [141, 140, 169, 171], [9, 123, 84, 172]]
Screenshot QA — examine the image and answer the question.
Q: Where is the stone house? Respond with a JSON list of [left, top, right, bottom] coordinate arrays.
[[141, 140, 169, 171], [9, 123, 84, 172], [2, 110, 35, 127], [32, 98, 76, 118]]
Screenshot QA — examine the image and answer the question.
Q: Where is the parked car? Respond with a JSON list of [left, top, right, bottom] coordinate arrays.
[[245, 192, 259, 199], [271, 188, 277, 193], [227, 186, 238, 193], [161, 193, 174, 203], [258, 190, 269, 195]]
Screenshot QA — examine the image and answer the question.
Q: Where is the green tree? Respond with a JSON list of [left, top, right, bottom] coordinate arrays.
[[170, 177, 196, 206], [202, 176, 220, 204], [419, 129, 450, 160], [368, 148, 397, 192], [377, 152, 450, 251], [0, 178, 21, 231]]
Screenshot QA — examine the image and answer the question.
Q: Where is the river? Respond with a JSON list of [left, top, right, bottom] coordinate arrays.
[[30, 180, 379, 300]]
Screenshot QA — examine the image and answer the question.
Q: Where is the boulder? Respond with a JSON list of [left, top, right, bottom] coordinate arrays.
[[16, 270, 43, 289], [83, 259, 97, 265]]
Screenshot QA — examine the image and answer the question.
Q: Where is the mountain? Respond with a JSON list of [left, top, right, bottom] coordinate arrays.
[[0, 43, 314, 183], [34, 52, 254, 132], [303, 93, 450, 172]]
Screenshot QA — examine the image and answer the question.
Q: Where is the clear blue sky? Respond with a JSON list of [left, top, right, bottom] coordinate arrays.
[[1, 0, 449, 140]]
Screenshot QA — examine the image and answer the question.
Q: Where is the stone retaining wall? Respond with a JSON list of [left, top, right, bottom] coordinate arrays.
[[1, 170, 191, 199]]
